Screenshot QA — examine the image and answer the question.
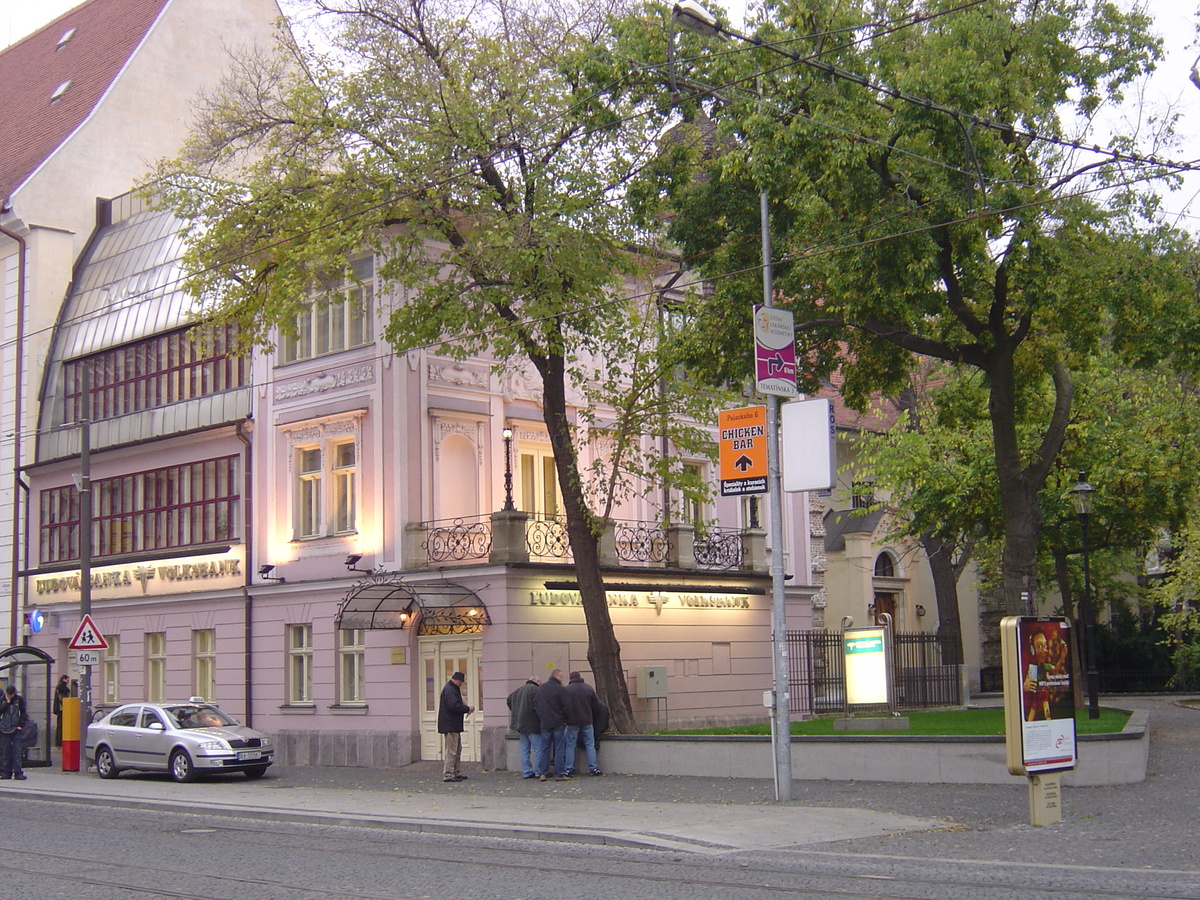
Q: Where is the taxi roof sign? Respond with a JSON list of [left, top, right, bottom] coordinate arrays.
[[69, 614, 109, 650]]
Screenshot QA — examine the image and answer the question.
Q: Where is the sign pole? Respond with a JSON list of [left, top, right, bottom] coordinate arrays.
[[78, 364, 93, 766], [760, 188, 793, 801]]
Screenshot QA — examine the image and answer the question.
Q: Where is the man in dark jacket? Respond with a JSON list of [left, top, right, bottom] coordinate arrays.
[[506, 677, 541, 779], [0, 684, 29, 780], [437, 671, 473, 782], [564, 671, 604, 776], [533, 668, 569, 781]]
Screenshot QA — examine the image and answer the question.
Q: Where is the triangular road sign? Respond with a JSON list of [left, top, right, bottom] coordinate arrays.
[[69, 614, 109, 650]]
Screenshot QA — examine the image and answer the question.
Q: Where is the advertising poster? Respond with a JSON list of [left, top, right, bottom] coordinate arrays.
[[1011, 617, 1077, 774]]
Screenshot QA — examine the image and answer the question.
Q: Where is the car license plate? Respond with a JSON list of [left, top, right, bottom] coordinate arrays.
[[237, 750, 261, 761]]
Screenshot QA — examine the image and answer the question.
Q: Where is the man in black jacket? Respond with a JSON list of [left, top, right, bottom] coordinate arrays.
[[506, 677, 541, 778], [437, 671, 473, 783], [533, 669, 569, 781], [0, 684, 29, 780], [564, 671, 604, 776]]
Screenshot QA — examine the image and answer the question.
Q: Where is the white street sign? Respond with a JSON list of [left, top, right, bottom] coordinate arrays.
[[75, 649, 101, 666]]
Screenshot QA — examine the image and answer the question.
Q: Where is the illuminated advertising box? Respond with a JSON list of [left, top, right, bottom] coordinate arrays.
[[1001, 616, 1077, 775]]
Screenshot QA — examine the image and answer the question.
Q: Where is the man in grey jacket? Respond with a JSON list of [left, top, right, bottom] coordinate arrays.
[[506, 677, 541, 779]]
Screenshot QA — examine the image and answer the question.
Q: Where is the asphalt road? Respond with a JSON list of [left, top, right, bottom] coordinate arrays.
[[0, 695, 1193, 899]]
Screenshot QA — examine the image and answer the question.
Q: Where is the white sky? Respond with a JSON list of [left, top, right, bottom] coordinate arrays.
[[5, 0, 1199, 220]]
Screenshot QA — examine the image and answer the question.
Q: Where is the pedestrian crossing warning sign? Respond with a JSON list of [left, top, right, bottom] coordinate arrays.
[[69, 614, 108, 650]]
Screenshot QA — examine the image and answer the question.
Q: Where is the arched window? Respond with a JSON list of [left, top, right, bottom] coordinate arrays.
[[874, 552, 895, 578]]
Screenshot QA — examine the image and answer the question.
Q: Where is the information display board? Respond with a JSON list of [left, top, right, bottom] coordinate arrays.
[[1001, 616, 1077, 775]]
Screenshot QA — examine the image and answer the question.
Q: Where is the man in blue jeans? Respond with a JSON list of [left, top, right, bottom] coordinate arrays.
[[506, 676, 541, 778], [563, 671, 603, 775], [0, 684, 29, 780], [533, 669, 569, 781]]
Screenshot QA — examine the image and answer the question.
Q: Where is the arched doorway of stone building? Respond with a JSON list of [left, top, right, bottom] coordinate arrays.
[[418, 636, 483, 763]]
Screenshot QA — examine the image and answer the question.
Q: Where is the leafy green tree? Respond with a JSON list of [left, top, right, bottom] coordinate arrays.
[[621, 0, 1200, 614], [154, 0, 727, 732]]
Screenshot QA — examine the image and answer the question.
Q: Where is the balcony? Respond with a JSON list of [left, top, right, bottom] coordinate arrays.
[[405, 512, 765, 573]]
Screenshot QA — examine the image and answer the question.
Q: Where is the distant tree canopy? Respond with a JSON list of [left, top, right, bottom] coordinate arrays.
[[598, 0, 1200, 614]]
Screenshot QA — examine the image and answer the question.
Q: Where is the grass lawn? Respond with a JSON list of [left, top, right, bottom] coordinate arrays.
[[660, 706, 1130, 737]]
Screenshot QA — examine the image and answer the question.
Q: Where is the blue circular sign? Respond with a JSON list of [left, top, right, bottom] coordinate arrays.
[[28, 609, 44, 633]]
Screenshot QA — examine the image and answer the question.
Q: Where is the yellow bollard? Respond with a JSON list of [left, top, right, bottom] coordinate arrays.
[[61, 697, 80, 771]]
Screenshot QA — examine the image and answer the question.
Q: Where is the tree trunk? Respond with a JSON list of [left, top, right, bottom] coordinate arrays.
[[537, 349, 639, 733], [985, 349, 1073, 617], [1052, 547, 1086, 710], [920, 531, 964, 665]]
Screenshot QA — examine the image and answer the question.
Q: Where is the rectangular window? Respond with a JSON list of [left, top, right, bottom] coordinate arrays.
[[64, 324, 247, 422], [519, 446, 561, 518], [296, 447, 322, 539], [146, 632, 166, 703], [337, 629, 365, 705], [39, 456, 240, 565], [280, 258, 374, 363], [194, 629, 216, 703], [102, 635, 121, 706], [287, 624, 313, 705], [293, 438, 358, 540], [332, 441, 356, 534], [681, 462, 705, 526]]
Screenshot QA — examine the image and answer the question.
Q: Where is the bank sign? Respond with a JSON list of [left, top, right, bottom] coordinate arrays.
[[33, 550, 245, 601], [530, 590, 752, 616]]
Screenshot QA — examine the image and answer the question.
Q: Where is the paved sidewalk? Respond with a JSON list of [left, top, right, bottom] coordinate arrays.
[[5, 695, 1193, 865], [1, 762, 944, 853]]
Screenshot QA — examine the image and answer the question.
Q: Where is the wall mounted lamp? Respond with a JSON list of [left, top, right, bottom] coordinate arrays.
[[345, 554, 368, 572], [259, 564, 285, 583], [915, 604, 926, 617]]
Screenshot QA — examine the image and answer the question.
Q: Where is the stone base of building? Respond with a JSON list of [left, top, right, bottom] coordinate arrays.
[[274, 729, 418, 768]]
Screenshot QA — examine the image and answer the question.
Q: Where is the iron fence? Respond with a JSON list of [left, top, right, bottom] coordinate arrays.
[[787, 629, 964, 715], [423, 517, 492, 563], [694, 526, 745, 570]]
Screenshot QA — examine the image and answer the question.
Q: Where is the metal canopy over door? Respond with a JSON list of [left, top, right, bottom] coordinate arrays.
[[418, 637, 482, 763]]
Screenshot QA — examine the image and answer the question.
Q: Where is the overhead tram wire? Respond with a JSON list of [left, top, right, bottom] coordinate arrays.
[[6, 156, 1178, 450], [4, 6, 1194, 376], [11, 0, 1198, 353]]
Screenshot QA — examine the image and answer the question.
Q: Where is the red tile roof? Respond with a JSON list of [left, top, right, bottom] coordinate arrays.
[[0, 0, 171, 206]]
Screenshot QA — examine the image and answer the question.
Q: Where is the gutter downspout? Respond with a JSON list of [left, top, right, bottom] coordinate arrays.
[[236, 418, 254, 726], [3, 223, 26, 648]]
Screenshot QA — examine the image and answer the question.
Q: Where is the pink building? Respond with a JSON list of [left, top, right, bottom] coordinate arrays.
[[23, 191, 818, 768]]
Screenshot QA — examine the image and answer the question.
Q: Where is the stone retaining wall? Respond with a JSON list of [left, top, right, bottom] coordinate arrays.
[[505, 710, 1149, 786]]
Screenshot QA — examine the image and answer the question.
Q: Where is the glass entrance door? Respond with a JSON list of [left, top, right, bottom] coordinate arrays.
[[418, 637, 483, 763]]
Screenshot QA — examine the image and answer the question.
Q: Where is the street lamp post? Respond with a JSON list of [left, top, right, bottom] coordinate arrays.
[[1070, 473, 1101, 719], [501, 426, 516, 511], [671, 0, 793, 801]]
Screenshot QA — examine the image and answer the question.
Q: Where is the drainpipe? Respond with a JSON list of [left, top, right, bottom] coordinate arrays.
[[236, 418, 254, 726], [2, 223, 26, 648]]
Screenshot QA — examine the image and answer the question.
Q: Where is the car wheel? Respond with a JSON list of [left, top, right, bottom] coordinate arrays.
[[169, 749, 198, 783], [243, 764, 269, 780], [95, 746, 120, 780]]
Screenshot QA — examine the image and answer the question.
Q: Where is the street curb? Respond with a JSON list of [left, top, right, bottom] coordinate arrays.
[[1, 785, 717, 853]]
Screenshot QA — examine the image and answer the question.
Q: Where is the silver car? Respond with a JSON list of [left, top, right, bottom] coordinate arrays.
[[85, 700, 274, 782]]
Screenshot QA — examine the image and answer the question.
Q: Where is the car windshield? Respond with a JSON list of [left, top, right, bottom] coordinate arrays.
[[164, 705, 236, 729]]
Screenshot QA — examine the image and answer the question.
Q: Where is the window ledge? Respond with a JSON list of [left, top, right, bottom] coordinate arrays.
[[328, 704, 369, 715], [277, 704, 316, 715]]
